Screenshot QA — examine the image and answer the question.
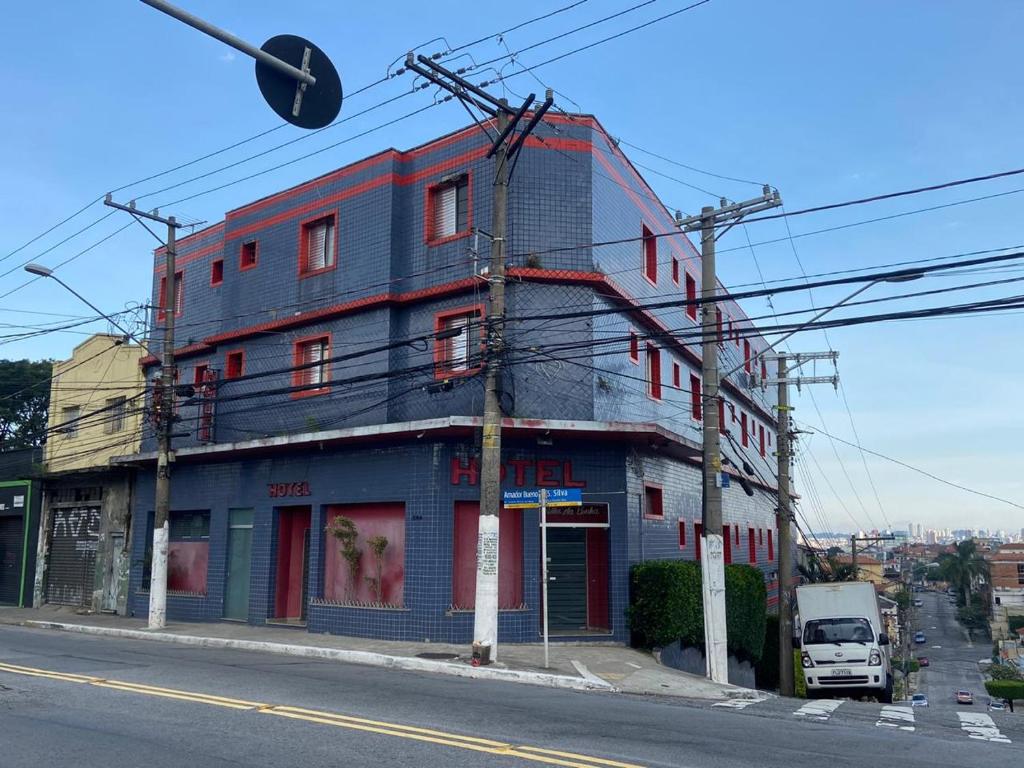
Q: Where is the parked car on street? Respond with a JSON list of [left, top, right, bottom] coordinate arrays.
[[917, 656, 929, 667], [956, 690, 974, 705], [911, 693, 928, 707], [914, 631, 926, 644], [912, 599, 923, 607], [988, 698, 1007, 712]]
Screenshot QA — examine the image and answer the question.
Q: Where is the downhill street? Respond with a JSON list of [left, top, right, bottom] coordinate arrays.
[[0, 618, 1018, 768]]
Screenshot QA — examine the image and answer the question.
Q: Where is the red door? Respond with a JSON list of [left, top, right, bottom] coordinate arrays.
[[274, 506, 311, 620]]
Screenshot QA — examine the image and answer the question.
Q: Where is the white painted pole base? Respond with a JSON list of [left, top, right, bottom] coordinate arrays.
[[472, 513, 500, 661], [701, 532, 729, 684], [148, 522, 169, 630]]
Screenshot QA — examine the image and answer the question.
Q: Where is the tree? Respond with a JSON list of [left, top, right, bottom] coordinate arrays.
[[937, 540, 989, 607], [798, 552, 855, 583], [0, 359, 52, 450]]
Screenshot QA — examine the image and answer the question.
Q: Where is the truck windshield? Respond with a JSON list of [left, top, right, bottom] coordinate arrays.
[[803, 618, 874, 645]]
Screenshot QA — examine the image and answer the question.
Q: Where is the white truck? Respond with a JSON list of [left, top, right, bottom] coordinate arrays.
[[796, 582, 893, 702]]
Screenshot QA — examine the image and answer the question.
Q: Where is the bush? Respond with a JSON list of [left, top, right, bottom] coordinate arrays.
[[985, 679, 1024, 703], [1009, 616, 1024, 635], [989, 663, 1023, 681], [755, 614, 780, 690], [794, 650, 807, 698], [629, 560, 768, 662], [893, 658, 920, 674]]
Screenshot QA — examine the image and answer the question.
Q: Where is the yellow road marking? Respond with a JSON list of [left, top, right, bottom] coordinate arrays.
[[0, 660, 646, 768]]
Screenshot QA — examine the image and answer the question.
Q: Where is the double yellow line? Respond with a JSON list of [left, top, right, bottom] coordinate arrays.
[[0, 661, 644, 768]]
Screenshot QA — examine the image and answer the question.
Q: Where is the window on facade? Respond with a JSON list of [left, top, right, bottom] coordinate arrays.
[[1018, 563, 1024, 585], [104, 397, 126, 434], [646, 344, 662, 400], [240, 240, 258, 270], [741, 412, 749, 447], [158, 270, 183, 319], [225, 350, 244, 380], [761, 358, 768, 381], [301, 215, 336, 274], [748, 528, 757, 564], [429, 175, 470, 242], [690, 374, 702, 420], [768, 529, 775, 561], [759, 528, 764, 546], [210, 258, 224, 286], [735, 525, 740, 546], [629, 330, 639, 363], [759, 424, 766, 457], [166, 510, 210, 594], [685, 273, 697, 320], [672, 362, 681, 389], [452, 501, 522, 609], [724, 525, 732, 564], [695, 522, 703, 561], [293, 336, 330, 394], [678, 520, 687, 548], [60, 406, 81, 438], [642, 224, 657, 283], [436, 307, 482, 375], [193, 364, 209, 386], [644, 484, 664, 518], [744, 340, 752, 372], [671, 257, 679, 284]]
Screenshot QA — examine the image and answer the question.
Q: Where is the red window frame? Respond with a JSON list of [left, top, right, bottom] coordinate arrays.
[[192, 363, 210, 386], [434, 304, 484, 378], [644, 483, 664, 519], [291, 333, 332, 398], [210, 258, 224, 286], [685, 273, 697, 320], [678, 520, 687, 548], [672, 362, 681, 389], [760, 358, 768, 381], [298, 210, 339, 278], [741, 412, 749, 447], [767, 529, 775, 561], [671, 257, 679, 285], [723, 525, 732, 564], [695, 522, 703, 561], [759, 528, 764, 546], [629, 330, 639, 363], [225, 350, 244, 380], [157, 270, 183, 321], [646, 343, 662, 400], [744, 339, 752, 372], [689, 374, 702, 421], [748, 527, 757, 564], [735, 525, 740, 546], [240, 240, 258, 271], [425, 173, 473, 245], [642, 224, 657, 284], [759, 424, 766, 457]]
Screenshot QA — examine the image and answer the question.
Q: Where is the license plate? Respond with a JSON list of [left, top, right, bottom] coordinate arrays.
[[832, 669, 852, 676]]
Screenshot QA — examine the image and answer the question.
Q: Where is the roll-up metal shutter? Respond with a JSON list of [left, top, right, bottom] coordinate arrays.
[[0, 516, 23, 605], [45, 505, 100, 607]]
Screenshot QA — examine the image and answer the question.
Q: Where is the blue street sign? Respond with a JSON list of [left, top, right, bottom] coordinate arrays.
[[502, 488, 583, 508]]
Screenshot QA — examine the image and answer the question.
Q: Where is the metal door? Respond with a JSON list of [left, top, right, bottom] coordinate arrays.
[[0, 516, 23, 605], [224, 509, 253, 620], [45, 505, 100, 607], [547, 528, 588, 631], [101, 532, 125, 612]]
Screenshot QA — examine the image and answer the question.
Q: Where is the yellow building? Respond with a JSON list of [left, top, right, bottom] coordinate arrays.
[[835, 553, 886, 585], [44, 334, 146, 473], [36, 334, 145, 614]]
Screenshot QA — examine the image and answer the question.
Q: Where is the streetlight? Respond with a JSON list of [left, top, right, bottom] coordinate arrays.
[[24, 263, 151, 354]]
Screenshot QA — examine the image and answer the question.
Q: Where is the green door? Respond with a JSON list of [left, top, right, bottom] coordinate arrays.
[[224, 509, 253, 621], [547, 528, 588, 631]]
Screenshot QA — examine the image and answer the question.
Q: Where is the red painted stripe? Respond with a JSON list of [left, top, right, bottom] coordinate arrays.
[[156, 221, 224, 257], [155, 240, 224, 274]]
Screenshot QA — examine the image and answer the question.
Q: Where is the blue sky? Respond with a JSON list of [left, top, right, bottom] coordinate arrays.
[[1, 1, 1022, 533]]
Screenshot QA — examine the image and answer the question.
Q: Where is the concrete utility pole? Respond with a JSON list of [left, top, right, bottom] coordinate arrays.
[[675, 187, 781, 683], [104, 196, 180, 629], [402, 54, 552, 663]]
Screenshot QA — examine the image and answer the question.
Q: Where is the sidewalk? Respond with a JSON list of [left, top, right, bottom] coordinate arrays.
[[0, 605, 764, 702]]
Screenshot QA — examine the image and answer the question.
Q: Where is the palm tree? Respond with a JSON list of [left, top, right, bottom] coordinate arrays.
[[938, 540, 990, 605], [798, 552, 856, 583]]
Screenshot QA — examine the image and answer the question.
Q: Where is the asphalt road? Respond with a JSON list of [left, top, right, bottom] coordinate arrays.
[[912, 589, 989, 707], [0, 618, 1017, 768]]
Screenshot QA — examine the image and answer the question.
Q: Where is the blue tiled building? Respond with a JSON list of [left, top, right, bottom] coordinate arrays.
[[123, 115, 782, 643]]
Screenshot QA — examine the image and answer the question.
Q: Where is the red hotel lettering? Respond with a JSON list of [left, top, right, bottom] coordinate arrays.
[[535, 459, 559, 487], [507, 459, 531, 487], [449, 458, 587, 488], [451, 457, 479, 486], [562, 461, 585, 488], [268, 481, 311, 498]]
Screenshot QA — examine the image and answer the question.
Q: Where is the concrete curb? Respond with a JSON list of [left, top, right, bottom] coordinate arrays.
[[23, 621, 615, 693]]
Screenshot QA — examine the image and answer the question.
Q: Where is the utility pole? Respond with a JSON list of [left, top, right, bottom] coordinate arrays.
[[403, 54, 552, 664], [760, 351, 837, 695], [675, 187, 780, 683], [850, 533, 895, 582], [104, 195, 181, 629]]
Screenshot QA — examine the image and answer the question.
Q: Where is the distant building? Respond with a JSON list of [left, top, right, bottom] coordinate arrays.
[[834, 553, 885, 585], [35, 334, 146, 614], [988, 543, 1024, 639]]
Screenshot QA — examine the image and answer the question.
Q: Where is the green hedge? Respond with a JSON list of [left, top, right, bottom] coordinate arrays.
[[629, 560, 767, 662], [985, 679, 1024, 702], [794, 650, 807, 698]]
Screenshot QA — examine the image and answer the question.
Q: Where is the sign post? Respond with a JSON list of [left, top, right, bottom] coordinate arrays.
[[540, 489, 550, 669], [502, 487, 583, 670]]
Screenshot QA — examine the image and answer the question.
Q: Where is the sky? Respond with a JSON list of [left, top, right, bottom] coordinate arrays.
[[1, 0, 1023, 534]]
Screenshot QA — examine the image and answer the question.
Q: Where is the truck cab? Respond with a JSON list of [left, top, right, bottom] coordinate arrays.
[[796, 583, 893, 703]]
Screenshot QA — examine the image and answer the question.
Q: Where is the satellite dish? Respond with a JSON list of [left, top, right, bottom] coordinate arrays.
[[256, 34, 342, 129]]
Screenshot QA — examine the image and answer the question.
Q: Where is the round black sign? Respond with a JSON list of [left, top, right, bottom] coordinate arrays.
[[256, 34, 342, 129]]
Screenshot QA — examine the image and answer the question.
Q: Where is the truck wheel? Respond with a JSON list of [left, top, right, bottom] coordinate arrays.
[[880, 676, 894, 704]]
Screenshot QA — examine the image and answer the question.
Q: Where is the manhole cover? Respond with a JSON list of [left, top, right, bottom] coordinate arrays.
[[416, 652, 459, 661]]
